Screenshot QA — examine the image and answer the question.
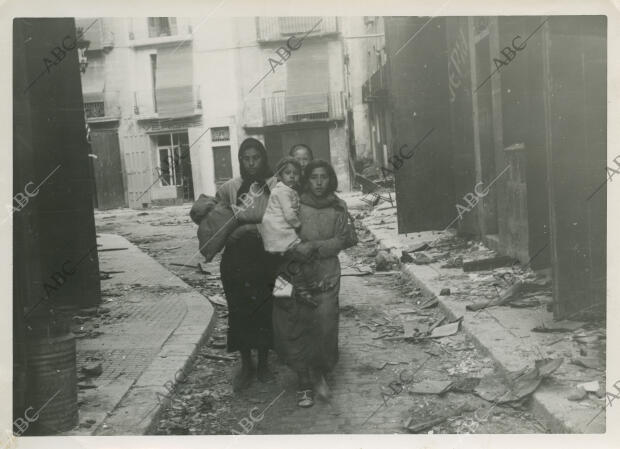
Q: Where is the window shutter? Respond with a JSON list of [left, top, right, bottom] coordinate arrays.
[[285, 41, 329, 116], [155, 43, 194, 117]]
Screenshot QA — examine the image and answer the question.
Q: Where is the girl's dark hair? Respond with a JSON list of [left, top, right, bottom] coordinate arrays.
[[303, 159, 338, 194], [237, 137, 273, 181], [274, 157, 302, 179], [289, 143, 314, 159]]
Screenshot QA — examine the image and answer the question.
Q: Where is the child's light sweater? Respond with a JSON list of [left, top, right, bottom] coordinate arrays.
[[259, 181, 302, 253]]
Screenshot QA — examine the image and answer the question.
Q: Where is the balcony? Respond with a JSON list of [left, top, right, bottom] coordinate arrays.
[[248, 92, 344, 127], [133, 85, 202, 119], [83, 90, 121, 122], [256, 17, 338, 43], [85, 101, 105, 118], [363, 64, 389, 103], [128, 17, 193, 47]]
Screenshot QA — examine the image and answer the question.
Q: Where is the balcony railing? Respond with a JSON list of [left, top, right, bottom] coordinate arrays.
[[85, 101, 105, 118], [259, 92, 344, 126], [83, 90, 121, 121], [133, 85, 202, 118], [256, 17, 338, 42]]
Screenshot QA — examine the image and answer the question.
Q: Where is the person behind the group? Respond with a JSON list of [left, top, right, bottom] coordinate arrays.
[[272, 159, 350, 408], [289, 143, 314, 171], [216, 137, 279, 391]]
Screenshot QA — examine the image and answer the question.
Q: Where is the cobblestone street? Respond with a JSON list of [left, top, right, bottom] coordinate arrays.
[[96, 205, 548, 435]]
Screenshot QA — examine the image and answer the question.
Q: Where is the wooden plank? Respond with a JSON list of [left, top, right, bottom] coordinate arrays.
[[462, 255, 515, 272]]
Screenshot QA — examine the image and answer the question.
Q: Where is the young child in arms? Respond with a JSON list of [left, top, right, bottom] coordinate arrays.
[[260, 157, 314, 305]]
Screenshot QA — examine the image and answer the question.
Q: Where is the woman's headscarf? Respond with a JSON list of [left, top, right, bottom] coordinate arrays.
[[237, 137, 273, 201]]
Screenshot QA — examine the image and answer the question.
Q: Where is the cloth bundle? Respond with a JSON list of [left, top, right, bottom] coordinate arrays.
[[190, 194, 237, 262]]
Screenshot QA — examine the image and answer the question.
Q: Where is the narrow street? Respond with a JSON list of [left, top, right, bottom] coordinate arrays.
[[95, 205, 548, 435]]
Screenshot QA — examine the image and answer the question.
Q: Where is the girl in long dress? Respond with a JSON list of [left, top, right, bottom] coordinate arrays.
[[272, 159, 350, 407]]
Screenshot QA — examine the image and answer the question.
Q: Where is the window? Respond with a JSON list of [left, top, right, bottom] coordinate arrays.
[[156, 132, 189, 187], [211, 127, 230, 142], [148, 17, 178, 38]]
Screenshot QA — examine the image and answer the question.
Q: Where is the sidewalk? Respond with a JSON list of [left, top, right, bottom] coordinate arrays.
[[62, 233, 215, 436], [341, 191, 605, 434]]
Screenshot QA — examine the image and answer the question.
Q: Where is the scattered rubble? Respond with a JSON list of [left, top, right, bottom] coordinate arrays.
[[207, 294, 227, 307], [81, 362, 103, 377], [474, 359, 563, 404], [400, 251, 414, 263], [570, 357, 603, 371], [532, 320, 584, 333], [466, 281, 524, 311], [462, 255, 516, 272], [408, 380, 453, 395], [567, 386, 588, 401], [429, 321, 460, 339], [375, 250, 399, 271]]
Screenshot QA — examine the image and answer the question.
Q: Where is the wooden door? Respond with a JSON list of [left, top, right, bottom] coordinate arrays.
[[90, 129, 127, 209], [122, 132, 152, 208], [213, 145, 233, 188]]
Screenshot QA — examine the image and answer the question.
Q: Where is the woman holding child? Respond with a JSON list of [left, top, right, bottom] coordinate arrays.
[[217, 138, 279, 391]]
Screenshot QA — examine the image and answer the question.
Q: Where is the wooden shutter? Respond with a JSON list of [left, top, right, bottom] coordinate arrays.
[[155, 43, 194, 117], [285, 41, 329, 116]]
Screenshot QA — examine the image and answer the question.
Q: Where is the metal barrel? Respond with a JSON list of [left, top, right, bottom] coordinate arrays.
[[26, 330, 78, 434]]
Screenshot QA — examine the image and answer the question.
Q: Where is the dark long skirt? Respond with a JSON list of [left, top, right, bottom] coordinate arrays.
[[220, 233, 278, 352], [273, 257, 340, 374]]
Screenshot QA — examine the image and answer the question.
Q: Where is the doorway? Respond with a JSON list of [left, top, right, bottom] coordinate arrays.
[[89, 129, 127, 210], [264, 127, 330, 167], [154, 131, 194, 202]]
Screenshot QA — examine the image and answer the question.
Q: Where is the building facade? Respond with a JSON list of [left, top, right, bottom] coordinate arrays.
[[77, 16, 352, 209], [355, 16, 607, 320]]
